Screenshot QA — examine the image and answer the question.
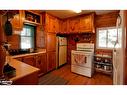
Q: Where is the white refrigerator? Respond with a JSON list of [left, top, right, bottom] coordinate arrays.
[[56, 36, 67, 68]]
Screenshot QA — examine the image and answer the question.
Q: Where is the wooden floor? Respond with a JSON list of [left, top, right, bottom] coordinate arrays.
[[51, 64, 113, 85]]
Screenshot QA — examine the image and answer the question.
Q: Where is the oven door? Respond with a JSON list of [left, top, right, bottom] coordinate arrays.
[[71, 50, 93, 68]]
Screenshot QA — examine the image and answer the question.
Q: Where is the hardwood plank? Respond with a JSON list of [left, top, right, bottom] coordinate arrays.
[[51, 64, 113, 85]]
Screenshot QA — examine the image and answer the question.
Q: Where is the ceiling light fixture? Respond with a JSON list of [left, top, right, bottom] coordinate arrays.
[[72, 9, 82, 13]]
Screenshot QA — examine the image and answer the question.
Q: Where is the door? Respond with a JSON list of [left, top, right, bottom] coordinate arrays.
[[113, 11, 125, 84]]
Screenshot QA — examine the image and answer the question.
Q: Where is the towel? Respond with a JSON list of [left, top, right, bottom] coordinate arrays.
[[73, 54, 86, 65]]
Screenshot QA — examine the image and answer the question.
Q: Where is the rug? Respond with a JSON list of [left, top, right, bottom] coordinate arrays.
[[38, 73, 68, 85]]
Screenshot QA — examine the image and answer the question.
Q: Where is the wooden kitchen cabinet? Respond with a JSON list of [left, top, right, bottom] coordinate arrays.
[[55, 18, 60, 33], [35, 53, 47, 76], [47, 51, 56, 72], [23, 55, 35, 66], [45, 14, 56, 33], [23, 10, 42, 25], [46, 33, 56, 52], [46, 32, 56, 71], [68, 18, 80, 33], [14, 53, 48, 76], [42, 13, 60, 33], [15, 57, 23, 62], [58, 13, 95, 34], [36, 25, 45, 48], [61, 20, 68, 34], [79, 13, 95, 33], [11, 10, 24, 31]]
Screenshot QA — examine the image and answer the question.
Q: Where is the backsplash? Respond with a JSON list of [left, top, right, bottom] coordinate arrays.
[[67, 33, 96, 64], [95, 49, 113, 56]]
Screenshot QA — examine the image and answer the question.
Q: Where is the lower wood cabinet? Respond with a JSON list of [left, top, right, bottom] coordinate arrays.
[[23, 55, 35, 66], [35, 53, 47, 76], [15, 53, 47, 76], [47, 51, 56, 72], [14, 52, 56, 76], [12, 71, 38, 85], [15, 57, 23, 62]]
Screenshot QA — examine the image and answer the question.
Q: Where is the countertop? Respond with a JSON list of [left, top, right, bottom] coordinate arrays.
[[11, 49, 46, 58], [9, 57, 39, 81]]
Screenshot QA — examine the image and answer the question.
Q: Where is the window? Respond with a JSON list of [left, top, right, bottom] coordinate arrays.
[[20, 25, 35, 49], [97, 27, 122, 49]]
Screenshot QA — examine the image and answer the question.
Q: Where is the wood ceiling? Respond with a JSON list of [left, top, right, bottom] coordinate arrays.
[[44, 10, 116, 19]]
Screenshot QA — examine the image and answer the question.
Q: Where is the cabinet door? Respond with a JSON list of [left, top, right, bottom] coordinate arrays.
[[45, 14, 55, 33], [11, 10, 23, 31], [36, 25, 45, 48], [36, 53, 47, 75], [46, 33, 56, 52], [55, 18, 60, 33], [68, 18, 80, 33], [61, 20, 67, 33], [47, 52, 56, 72], [15, 57, 23, 62], [80, 14, 94, 32], [23, 55, 35, 66], [45, 14, 60, 33]]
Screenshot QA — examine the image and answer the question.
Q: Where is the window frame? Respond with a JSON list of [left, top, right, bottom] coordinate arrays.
[[20, 24, 35, 49], [96, 27, 119, 50]]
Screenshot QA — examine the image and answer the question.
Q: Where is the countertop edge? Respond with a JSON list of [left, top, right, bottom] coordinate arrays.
[[11, 51, 46, 58], [9, 57, 40, 81]]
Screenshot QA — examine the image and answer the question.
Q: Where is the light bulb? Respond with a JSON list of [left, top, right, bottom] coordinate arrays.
[[72, 9, 82, 13]]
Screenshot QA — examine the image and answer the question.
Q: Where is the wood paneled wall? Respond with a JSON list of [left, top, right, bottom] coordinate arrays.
[[0, 15, 6, 43], [67, 33, 96, 64], [95, 11, 119, 28]]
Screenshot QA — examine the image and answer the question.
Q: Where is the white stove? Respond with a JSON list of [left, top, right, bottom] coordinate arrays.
[[71, 43, 94, 77]]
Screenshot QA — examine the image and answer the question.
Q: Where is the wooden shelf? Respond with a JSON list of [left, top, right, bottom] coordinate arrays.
[[95, 68, 112, 75], [94, 54, 112, 58], [24, 20, 41, 25], [94, 61, 112, 66], [24, 10, 42, 25], [94, 54, 113, 76]]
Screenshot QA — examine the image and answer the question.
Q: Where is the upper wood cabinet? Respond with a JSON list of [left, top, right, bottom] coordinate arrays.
[[11, 10, 24, 31], [23, 10, 42, 25], [68, 18, 80, 33], [42, 13, 60, 33], [58, 13, 95, 34], [57, 19, 69, 34], [79, 13, 95, 33]]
